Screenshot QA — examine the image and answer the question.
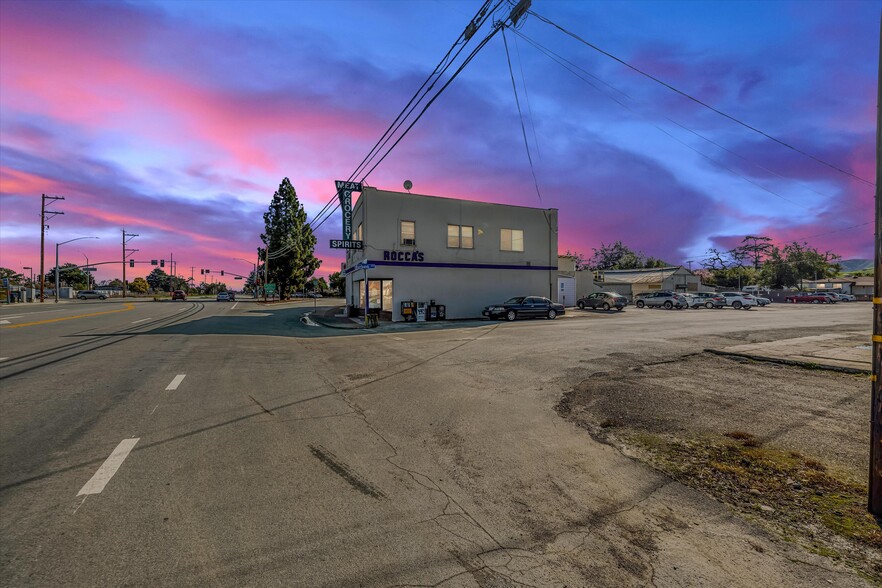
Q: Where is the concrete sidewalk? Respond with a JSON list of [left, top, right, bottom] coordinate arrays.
[[707, 331, 872, 373]]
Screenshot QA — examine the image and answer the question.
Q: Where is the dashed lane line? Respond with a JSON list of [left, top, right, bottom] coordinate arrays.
[[165, 374, 186, 390], [131, 317, 153, 323], [0, 304, 136, 329], [77, 438, 139, 496]]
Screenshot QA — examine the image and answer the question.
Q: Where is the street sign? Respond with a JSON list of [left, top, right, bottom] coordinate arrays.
[[330, 239, 363, 249], [264, 283, 276, 293], [334, 180, 364, 241], [356, 261, 376, 270], [83, 267, 98, 272]]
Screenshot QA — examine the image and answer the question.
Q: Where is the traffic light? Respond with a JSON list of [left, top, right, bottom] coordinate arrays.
[[151, 259, 158, 266], [129, 260, 135, 267], [160, 259, 165, 268], [220, 270, 224, 276], [200, 269, 204, 275]]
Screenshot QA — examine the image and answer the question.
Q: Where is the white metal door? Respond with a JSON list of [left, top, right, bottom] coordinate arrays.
[[557, 277, 576, 307]]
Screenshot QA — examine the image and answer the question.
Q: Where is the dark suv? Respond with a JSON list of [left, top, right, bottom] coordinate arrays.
[[171, 290, 187, 301]]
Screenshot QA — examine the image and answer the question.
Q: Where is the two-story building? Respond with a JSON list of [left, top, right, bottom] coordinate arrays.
[[344, 187, 558, 321]]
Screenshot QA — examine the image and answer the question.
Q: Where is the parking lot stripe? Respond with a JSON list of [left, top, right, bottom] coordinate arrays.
[[166, 375, 186, 390], [231, 302, 239, 310], [77, 438, 139, 496]]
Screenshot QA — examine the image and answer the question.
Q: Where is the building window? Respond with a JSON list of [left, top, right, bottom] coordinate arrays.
[[400, 221, 415, 245], [500, 228, 523, 252], [447, 224, 474, 249]]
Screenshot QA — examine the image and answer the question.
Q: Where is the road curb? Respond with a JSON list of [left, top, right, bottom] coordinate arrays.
[[704, 348, 871, 375]]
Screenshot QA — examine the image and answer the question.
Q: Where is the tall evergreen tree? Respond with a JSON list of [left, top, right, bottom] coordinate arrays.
[[260, 178, 321, 299]]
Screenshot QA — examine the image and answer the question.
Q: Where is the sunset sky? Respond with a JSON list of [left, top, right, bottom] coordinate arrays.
[[0, 0, 877, 287]]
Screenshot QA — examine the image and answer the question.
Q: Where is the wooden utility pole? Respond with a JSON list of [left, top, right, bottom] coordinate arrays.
[[870, 12, 882, 516]]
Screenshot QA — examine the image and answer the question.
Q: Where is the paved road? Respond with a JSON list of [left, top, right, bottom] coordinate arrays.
[[0, 300, 872, 586]]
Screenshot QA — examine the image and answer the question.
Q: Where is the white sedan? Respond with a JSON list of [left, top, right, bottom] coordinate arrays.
[[719, 292, 754, 309]]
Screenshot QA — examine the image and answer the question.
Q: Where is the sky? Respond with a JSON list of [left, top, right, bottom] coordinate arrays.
[[0, 0, 878, 287]]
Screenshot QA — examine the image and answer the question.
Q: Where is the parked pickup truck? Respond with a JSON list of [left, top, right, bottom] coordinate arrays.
[[784, 294, 835, 304]]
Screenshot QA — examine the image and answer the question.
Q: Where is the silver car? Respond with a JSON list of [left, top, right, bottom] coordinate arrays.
[[634, 291, 688, 309]]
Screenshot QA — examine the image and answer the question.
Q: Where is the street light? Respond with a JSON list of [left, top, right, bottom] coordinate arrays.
[[82, 253, 90, 290], [56, 237, 99, 303], [233, 257, 257, 296], [22, 266, 33, 302]]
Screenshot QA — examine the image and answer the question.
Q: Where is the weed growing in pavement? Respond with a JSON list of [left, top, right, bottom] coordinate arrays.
[[620, 431, 882, 581]]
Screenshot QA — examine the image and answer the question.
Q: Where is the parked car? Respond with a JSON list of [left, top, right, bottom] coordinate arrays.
[[172, 290, 187, 301], [784, 293, 833, 304], [719, 292, 755, 309], [688, 292, 726, 309], [77, 290, 106, 300], [577, 292, 627, 311], [216, 292, 231, 301], [816, 291, 853, 302], [483, 296, 565, 321], [753, 295, 772, 307], [634, 291, 688, 309]]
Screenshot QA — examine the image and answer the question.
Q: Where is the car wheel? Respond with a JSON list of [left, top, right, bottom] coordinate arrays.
[[705, 302, 714, 309], [99, 296, 106, 300], [602, 302, 610, 311], [733, 301, 743, 309], [636, 300, 645, 308], [663, 301, 673, 309], [743, 305, 752, 310], [616, 306, 623, 311], [506, 310, 517, 322], [578, 301, 585, 310], [811, 299, 819, 304], [78, 296, 85, 300], [547, 309, 557, 319]]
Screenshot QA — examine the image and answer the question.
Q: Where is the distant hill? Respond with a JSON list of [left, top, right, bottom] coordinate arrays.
[[839, 259, 874, 272]]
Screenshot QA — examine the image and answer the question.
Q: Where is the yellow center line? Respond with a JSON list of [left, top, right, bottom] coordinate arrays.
[[1, 304, 136, 328]]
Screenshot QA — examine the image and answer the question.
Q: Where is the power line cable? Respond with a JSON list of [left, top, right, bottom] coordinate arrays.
[[307, 0, 506, 230], [527, 9, 875, 187]]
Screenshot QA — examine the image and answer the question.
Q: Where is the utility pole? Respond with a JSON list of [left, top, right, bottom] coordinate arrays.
[[869, 12, 882, 516], [121, 229, 138, 298], [40, 194, 64, 302]]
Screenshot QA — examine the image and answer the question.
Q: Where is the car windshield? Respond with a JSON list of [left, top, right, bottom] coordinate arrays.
[[504, 297, 525, 304]]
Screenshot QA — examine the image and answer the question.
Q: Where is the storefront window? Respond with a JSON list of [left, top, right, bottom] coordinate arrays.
[[382, 280, 393, 310], [369, 280, 381, 309]]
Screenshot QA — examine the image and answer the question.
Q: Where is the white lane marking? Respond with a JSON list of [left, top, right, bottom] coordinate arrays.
[[1, 315, 24, 320], [73, 496, 88, 514], [166, 374, 186, 390], [231, 302, 239, 310], [0, 320, 9, 325], [392, 336, 405, 341], [150, 405, 159, 415], [77, 438, 140, 496], [131, 317, 153, 323], [0, 357, 8, 361]]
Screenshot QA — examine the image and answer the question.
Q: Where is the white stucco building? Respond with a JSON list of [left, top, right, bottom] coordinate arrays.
[[343, 187, 558, 321]]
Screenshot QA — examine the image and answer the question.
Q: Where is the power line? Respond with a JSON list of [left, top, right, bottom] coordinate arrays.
[[307, 0, 507, 231], [527, 9, 875, 188]]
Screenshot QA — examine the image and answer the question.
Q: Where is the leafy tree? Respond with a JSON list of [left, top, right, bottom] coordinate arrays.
[[329, 271, 345, 296], [129, 277, 149, 294], [43, 263, 88, 289], [260, 178, 321, 299], [108, 279, 124, 289], [587, 241, 668, 271], [146, 268, 170, 292], [0, 268, 24, 284]]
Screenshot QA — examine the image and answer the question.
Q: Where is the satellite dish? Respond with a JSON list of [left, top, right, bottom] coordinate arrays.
[[403, 180, 413, 192]]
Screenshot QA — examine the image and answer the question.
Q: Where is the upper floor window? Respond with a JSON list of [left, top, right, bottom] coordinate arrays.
[[500, 228, 524, 252], [400, 221, 415, 245], [447, 224, 474, 248]]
